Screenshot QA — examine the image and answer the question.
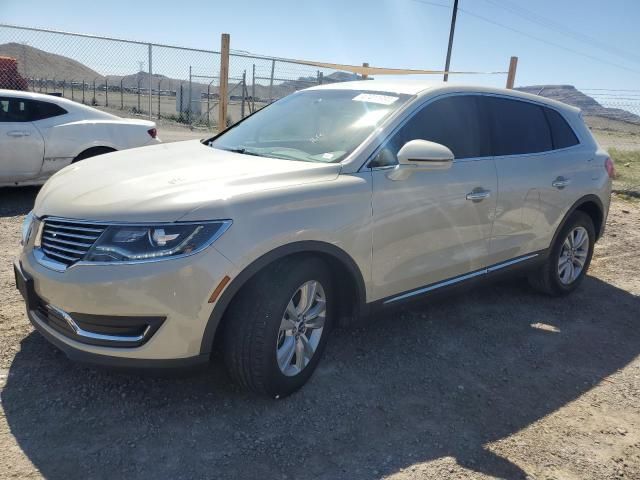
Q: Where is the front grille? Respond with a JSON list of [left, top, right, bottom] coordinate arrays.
[[40, 218, 108, 266]]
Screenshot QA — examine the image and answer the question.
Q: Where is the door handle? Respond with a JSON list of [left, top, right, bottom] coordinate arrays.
[[552, 177, 570, 189], [7, 130, 31, 137], [466, 189, 491, 202]]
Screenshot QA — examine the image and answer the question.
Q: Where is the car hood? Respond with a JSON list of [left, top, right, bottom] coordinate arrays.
[[34, 140, 342, 222]]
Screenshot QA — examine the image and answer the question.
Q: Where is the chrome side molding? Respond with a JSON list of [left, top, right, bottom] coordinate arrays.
[[384, 253, 539, 305]]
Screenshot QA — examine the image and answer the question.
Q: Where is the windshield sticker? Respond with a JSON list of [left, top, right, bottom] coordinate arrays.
[[322, 153, 334, 160], [352, 93, 399, 105]]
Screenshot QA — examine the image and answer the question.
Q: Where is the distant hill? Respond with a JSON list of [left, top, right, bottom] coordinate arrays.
[[0, 42, 100, 80], [516, 84, 640, 125]]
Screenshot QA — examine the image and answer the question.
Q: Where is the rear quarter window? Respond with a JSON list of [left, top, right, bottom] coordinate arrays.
[[29, 100, 68, 121], [544, 107, 579, 149]]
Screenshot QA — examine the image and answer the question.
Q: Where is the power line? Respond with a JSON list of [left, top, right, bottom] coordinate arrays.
[[457, 7, 640, 76], [411, 0, 451, 9], [478, 0, 640, 66], [582, 88, 640, 92]]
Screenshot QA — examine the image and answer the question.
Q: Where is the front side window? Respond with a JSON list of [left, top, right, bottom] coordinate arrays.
[[210, 90, 411, 163], [482, 96, 553, 156], [371, 95, 490, 167]]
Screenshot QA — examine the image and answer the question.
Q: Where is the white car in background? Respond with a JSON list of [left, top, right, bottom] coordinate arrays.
[[0, 89, 160, 187]]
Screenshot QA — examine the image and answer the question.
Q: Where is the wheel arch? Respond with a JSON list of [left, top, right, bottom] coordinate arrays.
[[551, 194, 605, 248], [72, 145, 117, 162], [200, 241, 368, 355]]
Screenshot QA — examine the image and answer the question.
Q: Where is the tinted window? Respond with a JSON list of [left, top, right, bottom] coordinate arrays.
[[0, 98, 30, 122], [0, 98, 67, 123], [544, 107, 579, 149], [371, 95, 489, 166], [483, 97, 552, 156]]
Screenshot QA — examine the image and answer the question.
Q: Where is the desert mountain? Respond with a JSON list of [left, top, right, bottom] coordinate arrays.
[[0, 42, 100, 80], [516, 85, 640, 125]]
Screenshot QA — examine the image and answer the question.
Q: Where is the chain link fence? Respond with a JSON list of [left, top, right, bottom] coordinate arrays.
[[0, 24, 358, 132]]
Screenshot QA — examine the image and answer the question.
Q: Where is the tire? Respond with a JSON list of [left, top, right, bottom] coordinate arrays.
[[222, 256, 334, 397], [72, 147, 115, 163], [528, 211, 595, 296]]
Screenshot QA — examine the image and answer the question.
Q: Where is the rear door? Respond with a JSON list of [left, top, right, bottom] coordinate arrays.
[[369, 94, 498, 301], [481, 96, 580, 265], [0, 97, 45, 181]]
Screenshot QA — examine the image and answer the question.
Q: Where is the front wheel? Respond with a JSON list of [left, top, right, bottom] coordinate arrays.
[[222, 256, 333, 397], [528, 211, 595, 296]]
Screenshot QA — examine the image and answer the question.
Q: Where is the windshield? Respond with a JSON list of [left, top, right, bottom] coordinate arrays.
[[209, 89, 411, 163]]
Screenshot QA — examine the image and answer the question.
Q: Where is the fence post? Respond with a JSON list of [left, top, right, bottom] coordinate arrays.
[[105, 77, 108, 107], [188, 66, 193, 125], [120, 78, 124, 109], [148, 44, 153, 119], [318, 71, 323, 85], [268, 58, 275, 103], [218, 33, 230, 131], [361, 62, 369, 80], [157, 79, 162, 119], [207, 82, 211, 127], [506, 56, 518, 89], [71, 80, 74, 101], [251, 64, 256, 113], [241, 70, 246, 119], [82, 81, 86, 103], [179, 84, 184, 122], [62, 80, 65, 98], [137, 76, 141, 112], [92, 78, 96, 105]]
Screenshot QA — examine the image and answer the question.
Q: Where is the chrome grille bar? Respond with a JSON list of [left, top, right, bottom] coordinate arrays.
[[40, 218, 108, 267]]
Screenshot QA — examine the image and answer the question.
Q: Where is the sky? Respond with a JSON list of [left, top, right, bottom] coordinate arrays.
[[1, 0, 639, 93]]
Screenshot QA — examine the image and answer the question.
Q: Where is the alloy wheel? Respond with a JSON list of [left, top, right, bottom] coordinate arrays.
[[276, 280, 326, 376], [557, 226, 589, 285]]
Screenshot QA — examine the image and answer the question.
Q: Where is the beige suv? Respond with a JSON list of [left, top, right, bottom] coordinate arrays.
[[15, 81, 613, 397]]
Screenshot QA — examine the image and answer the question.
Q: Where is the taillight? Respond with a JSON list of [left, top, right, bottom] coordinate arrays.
[[147, 128, 157, 139], [604, 156, 616, 179]]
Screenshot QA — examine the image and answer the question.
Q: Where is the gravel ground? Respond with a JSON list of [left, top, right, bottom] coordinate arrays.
[[0, 188, 639, 480]]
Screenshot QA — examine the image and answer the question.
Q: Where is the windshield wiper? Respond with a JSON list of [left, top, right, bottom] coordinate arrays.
[[219, 146, 264, 157]]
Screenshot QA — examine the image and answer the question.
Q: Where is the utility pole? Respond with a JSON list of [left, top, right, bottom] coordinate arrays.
[[443, 0, 459, 82]]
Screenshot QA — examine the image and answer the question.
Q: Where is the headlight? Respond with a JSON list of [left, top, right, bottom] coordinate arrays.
[[83, 220, 232, 263], [21, 211, 34, 245]]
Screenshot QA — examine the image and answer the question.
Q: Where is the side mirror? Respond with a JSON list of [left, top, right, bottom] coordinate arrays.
[[388, 139, 454, 180], [397, 139, 454, 168]]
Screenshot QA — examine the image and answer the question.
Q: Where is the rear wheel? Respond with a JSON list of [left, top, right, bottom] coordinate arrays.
[[528, 211, 595, 296], [222, 256, 333, 397]]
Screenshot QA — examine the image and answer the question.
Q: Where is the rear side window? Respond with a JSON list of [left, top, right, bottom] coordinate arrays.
[[372, 95, 489, 166], [483, 97, 552, 156], [544, 107, 579, 149]]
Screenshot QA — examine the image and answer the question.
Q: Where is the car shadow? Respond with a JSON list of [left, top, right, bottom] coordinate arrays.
[[3, 275, 639, 479], [0, 187, 39, 217]]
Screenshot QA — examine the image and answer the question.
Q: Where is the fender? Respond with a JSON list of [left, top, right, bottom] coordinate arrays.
[[550, 194, 605, 248], [199, 240, 368, 354]]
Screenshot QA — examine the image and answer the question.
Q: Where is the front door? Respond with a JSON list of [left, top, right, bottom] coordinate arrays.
[[369, 95, 497, 301]]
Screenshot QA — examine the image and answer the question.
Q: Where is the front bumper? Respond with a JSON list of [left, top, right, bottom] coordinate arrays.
[[15, 242, 236, 367]]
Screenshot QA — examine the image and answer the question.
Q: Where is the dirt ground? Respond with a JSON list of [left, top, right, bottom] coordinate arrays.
[[0, 188, 639, 479]]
